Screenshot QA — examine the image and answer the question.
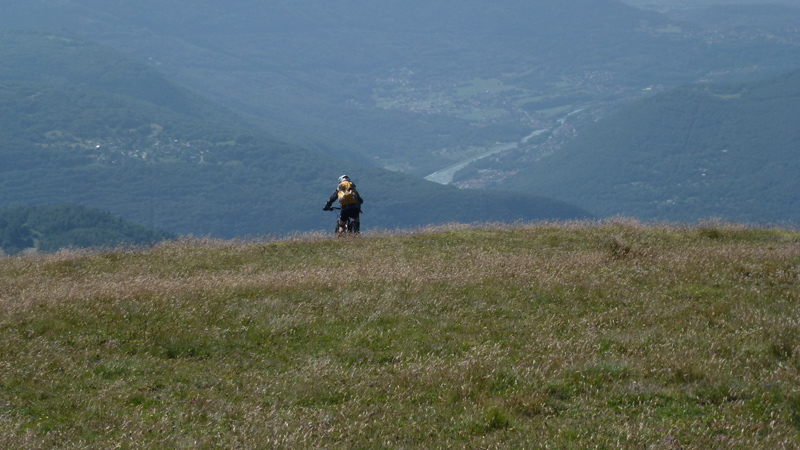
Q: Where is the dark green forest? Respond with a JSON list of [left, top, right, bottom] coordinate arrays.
[[0, 206, 172, 255], [505, 69, 800, 224], [0, 30, 589, 240]]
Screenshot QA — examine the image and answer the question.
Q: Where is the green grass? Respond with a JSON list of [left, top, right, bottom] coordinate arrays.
[[1, 221, 799, 448]]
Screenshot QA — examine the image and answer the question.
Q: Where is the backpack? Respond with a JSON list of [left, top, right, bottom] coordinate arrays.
[[337, 181, 358, 206]]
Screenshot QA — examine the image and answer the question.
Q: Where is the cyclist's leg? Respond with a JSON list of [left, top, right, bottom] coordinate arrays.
[[341, 208, 359, 233], [337, 210, 348, 233]]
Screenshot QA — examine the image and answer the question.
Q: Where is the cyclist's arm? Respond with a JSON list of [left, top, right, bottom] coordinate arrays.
[[324, 190, 338, 209], [352, 187, 364, 204]]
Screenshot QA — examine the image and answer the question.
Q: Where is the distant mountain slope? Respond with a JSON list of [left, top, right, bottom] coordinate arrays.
[[1, 1, 674, 76], [0, 30, 242, 124], [625, 1, 800, 30], [0, 205, 172, 255], [5, 1, 798, 175], [505, 69, 800, 224], [0, 31, 590, 237]]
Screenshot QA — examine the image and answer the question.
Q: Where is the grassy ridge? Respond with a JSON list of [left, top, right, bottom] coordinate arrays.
[[1, 221, 799, 448]]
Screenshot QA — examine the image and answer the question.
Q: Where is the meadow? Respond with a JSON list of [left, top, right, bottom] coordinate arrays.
[[1, 220, 799, 448]]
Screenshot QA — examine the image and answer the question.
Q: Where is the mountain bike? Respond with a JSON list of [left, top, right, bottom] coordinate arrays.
[[326, 206, 359, 235]]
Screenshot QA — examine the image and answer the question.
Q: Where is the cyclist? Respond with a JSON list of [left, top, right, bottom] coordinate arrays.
[[322, 175, 364, 233]]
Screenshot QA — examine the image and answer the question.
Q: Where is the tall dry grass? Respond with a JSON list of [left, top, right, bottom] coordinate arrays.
[[1, 220, 799, 448]]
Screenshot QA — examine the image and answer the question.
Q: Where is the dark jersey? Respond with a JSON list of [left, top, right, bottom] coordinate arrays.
[[324, 183, 364, 210]]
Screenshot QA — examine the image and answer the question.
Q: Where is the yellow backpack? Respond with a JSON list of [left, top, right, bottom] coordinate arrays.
[[337, 181, 358, 206]]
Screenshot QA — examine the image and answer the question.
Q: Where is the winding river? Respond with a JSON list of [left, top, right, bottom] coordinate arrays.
[[424, 129, 548, 185]]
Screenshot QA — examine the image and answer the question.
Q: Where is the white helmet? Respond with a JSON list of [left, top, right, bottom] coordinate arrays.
[[338, 175, 351, 184]]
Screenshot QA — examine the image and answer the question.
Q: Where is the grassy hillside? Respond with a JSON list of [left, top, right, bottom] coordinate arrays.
[[505, 69, 800, 224], [0, 30, 590, 237], [1, 221, 799, 447]]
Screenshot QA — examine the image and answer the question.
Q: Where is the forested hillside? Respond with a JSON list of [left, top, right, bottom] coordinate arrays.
[[0, 30, 239, 123], [625, 0, 800, 25], [4, 1, 798, 175], [505, 69, 800, 224], [0, 31, 589, 237], [0, 206, 172, 256]]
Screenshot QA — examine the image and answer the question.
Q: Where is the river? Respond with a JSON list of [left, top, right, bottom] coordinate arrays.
[[424, 129, 548, 185]]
